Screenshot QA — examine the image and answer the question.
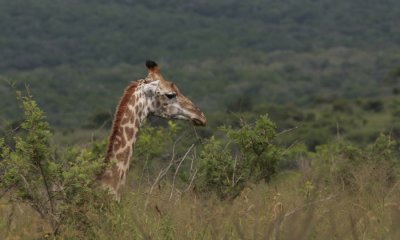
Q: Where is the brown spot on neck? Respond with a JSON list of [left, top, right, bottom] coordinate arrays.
[[116, 146, 132, 165], [106, 81, 139, 162], [125, 126, 135, 140]]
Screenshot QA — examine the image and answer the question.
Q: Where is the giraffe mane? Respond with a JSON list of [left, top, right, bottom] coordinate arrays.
[[105, 81, 139, 162]]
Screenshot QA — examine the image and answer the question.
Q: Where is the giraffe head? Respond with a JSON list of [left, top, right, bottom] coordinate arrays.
[[143, 60, 207, 126]]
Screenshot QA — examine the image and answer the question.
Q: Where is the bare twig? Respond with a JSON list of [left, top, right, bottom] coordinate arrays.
[[227, 111, 245, 126], [19, 174, 46, 219], [184, 168, 198, 192], [145, 160, 174, 209], [191, 125, 204, 145], [336, 121, 341, 139], [277, 125, 299, 136], [24, 84, 32, 97], [37, 160, 54, 209], [91, 119, 110, 142], [144, 135, 185, 209], [169, 144, 194, 200], [6, 202, 15, 232], [189, 150, 196, 172], [284, 194, 338, 219], [232, 155, 238, 187]]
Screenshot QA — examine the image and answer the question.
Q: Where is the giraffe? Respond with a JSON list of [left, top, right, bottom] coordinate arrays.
[[99, 60, 206, 200]]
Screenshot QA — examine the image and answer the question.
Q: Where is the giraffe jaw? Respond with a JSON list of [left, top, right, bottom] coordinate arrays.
[[168, 113, 206, 126], [178, 105, 207, 126], [191, 115, 207, 126], [192, 118, 206, 126]]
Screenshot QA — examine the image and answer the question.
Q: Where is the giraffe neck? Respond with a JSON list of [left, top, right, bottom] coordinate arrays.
[[100, 81, 152, 198]]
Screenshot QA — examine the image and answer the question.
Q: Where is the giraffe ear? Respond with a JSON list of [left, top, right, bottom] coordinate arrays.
[[146, 60, 160, 73], [143, 80, 160, 96]]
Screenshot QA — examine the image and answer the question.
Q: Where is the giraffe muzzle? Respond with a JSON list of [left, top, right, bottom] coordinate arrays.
[[191, 112, 207, 126]]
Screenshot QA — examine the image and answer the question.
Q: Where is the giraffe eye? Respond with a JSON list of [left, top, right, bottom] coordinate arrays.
[[165, 93, 176, 99]]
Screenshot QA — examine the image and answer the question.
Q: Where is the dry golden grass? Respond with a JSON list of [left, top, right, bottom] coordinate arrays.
[[1, 160, 400, 239], [0, 200, 52, 239]]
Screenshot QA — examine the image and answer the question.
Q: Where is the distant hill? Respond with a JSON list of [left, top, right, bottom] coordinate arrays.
[[1, 0, 400, 128], [1, 0, 400, 70]]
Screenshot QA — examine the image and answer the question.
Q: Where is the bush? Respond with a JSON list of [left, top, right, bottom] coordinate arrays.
[[196, 115, 282, 199], [0, 92, 106, 237], [312, 134, 398, 189]]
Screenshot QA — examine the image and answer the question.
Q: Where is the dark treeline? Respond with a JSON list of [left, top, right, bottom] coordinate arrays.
[[1, 0, 400, 69], [1, 0, 400, 149]]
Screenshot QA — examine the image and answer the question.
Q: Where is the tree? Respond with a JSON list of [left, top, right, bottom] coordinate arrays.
[[0, 92, 105, 237]]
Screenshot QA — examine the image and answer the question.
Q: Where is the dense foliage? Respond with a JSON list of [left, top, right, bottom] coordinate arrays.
[[197, 116, 281, 198], [1, 94, 400, 239], [0, 93, 106, 236]]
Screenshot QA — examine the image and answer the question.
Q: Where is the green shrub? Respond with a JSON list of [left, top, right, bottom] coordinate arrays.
[[312, 134, 398, 189], [196, 136, 239, 198], [0, 92, 107, 237], [197, 115, 282, 198], [224, 115, 281, 182]]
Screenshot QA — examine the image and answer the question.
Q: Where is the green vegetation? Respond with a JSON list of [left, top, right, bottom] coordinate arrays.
[[0, 0, 399, 135], [0, 93, 107, 236], [1, 94, 400, 239], [2, 0, 400, 239], [1, 0, 399, 70], [197, 116, 281, 199]]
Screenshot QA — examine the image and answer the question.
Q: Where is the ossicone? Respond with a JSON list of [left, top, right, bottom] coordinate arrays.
[[145, 60, 158, 69]]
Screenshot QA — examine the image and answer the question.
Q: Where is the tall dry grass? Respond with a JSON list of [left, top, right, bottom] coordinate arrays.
[[1, 151, 400, 239]]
